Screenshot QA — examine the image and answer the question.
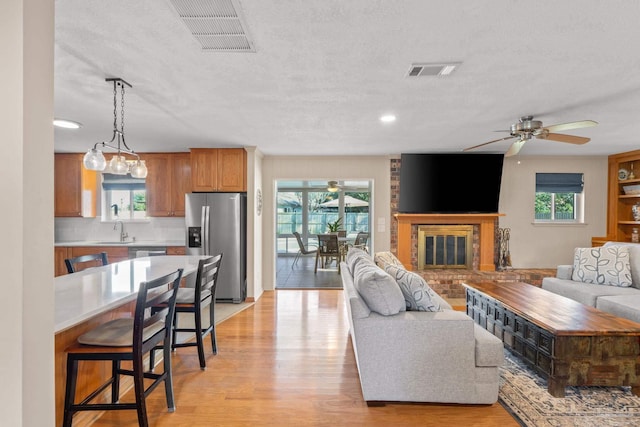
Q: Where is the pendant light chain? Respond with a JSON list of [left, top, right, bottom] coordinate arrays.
[[120, 82, 125, 135], [112, 81, 118, 137]]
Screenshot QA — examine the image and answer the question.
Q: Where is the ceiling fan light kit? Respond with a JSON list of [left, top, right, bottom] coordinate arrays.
[[82, 78, 147, 178], [327, 180, 341, 192], [464, 115, 598, 157]]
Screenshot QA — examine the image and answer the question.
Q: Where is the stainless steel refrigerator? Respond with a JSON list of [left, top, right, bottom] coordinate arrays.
[[185, 192, 247, 303]]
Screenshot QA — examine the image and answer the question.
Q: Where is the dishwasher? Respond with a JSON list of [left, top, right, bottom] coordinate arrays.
[[128, 246, 167, 258]]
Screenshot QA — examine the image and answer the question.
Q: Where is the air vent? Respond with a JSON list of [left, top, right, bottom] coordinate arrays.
[[170, 0, 255, 52], [407, 62, 461, 77]]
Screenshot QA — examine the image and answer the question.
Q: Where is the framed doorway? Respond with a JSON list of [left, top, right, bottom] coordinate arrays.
[[275, 180, 371, 289]]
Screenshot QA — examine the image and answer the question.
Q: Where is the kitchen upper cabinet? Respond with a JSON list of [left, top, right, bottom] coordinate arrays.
[[190, 148, 246, 192], [144, 152, 192, 217], [54, 153, 97, 217]]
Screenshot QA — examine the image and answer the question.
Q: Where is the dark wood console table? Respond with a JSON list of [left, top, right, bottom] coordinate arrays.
[[462, 281, 640, 397]]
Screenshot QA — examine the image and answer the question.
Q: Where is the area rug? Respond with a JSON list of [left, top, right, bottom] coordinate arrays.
[[499, 349, 640, 426], [213, 301, 254, 324]]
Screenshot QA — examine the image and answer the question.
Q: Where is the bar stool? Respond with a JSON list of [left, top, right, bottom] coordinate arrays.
[[171, 254, 223, 370], [62, 268, 183, 427], [65, 252, 108, 273]]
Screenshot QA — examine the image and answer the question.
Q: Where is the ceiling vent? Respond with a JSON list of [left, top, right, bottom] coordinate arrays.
[[407, 62, 461, 77], [169, 0, 255, 52]]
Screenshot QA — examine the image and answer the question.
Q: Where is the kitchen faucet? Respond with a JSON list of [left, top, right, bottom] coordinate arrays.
[[114, 220, 128, 242]]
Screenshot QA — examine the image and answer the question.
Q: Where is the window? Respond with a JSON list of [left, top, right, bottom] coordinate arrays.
[[535, 173, 584, 222], [102, 173, 147, 220]]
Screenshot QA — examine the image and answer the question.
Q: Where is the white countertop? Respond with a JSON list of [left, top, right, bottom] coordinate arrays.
[[55, 240, 185, 247], [54, 255, 209, 333]]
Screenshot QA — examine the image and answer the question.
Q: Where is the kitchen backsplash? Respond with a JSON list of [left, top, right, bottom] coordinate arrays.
[[55, 217, 185, 242]]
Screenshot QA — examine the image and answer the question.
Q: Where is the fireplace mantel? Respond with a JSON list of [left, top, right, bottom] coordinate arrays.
[[394, 213, 505, 271]]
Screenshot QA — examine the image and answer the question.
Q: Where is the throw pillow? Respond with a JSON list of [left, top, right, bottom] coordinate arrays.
[[353, 262, 405, 316], [346, 247, 373, 272], [384, 264, 442, 312], [374, 251, 404, 269], [572, 246, 632, 287]]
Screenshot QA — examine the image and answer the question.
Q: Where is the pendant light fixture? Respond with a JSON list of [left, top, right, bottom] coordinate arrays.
[[83, 78, 147, 178]]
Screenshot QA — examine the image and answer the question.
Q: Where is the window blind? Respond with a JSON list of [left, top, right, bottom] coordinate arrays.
[[535, 173, 583, 193]]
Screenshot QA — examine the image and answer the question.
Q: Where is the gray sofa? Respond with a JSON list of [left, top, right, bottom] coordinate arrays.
[[541, 242, 640, 323], [341, 249, 504, 405]]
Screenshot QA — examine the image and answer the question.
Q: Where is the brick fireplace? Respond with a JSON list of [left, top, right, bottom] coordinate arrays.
[[395, 213, 503, 271]]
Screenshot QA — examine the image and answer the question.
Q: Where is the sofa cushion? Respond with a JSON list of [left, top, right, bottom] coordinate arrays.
[[572, 246, 632, 287], [353, 262, 405, 316], [596, 295, 640, 324], [374, 251, 404, 269], [541, 277, 640, 307], [384, 264, 441, 312]]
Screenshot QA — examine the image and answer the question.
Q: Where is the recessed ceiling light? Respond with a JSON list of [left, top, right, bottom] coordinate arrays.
[[53, 119, 82, 129], [380, 115, 396, 123]]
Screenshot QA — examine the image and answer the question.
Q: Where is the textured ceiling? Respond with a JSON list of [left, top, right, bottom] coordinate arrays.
[[53, 0, 640, 157]]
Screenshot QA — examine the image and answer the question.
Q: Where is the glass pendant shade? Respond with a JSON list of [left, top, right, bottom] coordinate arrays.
[[109, 155, 129, 175], [83, 148, 107, 171], [130, 160, 148, 178]]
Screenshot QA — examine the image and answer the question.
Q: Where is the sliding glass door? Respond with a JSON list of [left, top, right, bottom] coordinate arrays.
[[276, 180, 371, 255]]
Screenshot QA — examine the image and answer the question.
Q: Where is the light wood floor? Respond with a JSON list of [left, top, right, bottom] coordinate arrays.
[[90, 290, 519, 426]]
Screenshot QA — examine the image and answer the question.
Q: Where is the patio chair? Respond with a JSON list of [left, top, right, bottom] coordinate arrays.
[[315, 234, 341, 274], [292, 232, 317, 268]]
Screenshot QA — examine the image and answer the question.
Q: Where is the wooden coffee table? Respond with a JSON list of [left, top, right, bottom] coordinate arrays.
[[462, 281, 640, 397]]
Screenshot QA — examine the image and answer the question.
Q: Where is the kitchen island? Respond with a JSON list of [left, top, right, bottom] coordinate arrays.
[[54, 255, 209, 426]]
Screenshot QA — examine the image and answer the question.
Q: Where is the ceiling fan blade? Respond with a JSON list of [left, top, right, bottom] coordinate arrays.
[[505, 139, 527, 157], [541, 133, 590, 144], [463, 135, 517, 152], [545, 120, 598, 133]]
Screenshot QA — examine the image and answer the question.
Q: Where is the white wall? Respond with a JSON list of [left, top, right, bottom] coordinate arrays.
[[499, 156, 608, 268], [260, 155, 608, 288], [262, 155, 392, 290], [246, 147, 264, 301], [1, 1, 55, 425]]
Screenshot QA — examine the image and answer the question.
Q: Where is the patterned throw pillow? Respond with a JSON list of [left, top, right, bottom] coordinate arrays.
[[384, 264, 441, 312], [374, 251, 404, 269], [572, 246, 632, 287]]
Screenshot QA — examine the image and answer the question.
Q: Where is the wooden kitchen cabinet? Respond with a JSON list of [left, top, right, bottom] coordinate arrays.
[[54, 153, 97, 217], [190, 148, 246, 192], [167, 246, 186, 255], [143, 152, 192, 217], [54, 247, 71, 277], [54, 246, 129, 276], [71, 246, 129, 263]]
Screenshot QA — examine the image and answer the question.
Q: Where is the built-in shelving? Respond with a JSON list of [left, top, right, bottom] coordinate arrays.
[[595, 149, 640, 245]]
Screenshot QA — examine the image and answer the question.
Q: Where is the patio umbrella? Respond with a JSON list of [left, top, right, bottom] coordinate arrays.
[[319, 195, 368, 208]]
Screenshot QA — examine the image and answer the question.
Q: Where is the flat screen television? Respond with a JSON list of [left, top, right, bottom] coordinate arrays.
[[398, 153, 504, 214]]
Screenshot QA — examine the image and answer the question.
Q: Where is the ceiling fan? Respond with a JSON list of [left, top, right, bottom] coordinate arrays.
[[464, 116, 598, 157], [327, 180, 342, 192]]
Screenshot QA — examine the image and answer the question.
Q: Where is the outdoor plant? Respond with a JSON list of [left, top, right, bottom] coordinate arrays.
[[327, 217, 343, 232]]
